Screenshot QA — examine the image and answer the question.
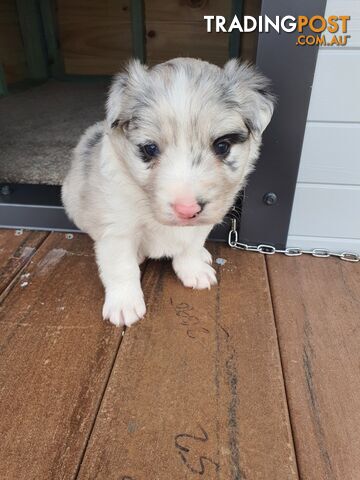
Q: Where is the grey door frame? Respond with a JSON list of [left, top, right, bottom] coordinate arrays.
[[0, 0, 326, 246], [238, 0, 327, 248]]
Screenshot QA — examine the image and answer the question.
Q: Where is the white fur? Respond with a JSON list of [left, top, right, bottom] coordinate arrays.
[[62, 57, 274, 327]]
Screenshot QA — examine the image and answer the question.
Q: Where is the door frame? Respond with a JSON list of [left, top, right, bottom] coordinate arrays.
[[238, 0, 327, 248]]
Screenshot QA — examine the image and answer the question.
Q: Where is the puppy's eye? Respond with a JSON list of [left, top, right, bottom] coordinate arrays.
[[213, 140, 231, 156], [141, 143, 160, 160]]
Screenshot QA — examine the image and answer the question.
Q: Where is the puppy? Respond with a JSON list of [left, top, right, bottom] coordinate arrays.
[[62, 57, 274, 327]]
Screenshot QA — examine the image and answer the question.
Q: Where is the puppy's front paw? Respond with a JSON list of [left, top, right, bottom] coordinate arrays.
[[102, 285, 146, 327], [173, 256, 217, 290], [200, 247, 213, 265]]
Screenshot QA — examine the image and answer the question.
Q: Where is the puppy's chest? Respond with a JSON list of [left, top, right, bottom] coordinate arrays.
[[140, 224, 195, 259]]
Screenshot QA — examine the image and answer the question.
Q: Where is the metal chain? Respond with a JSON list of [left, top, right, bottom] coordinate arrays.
[[228, 218, 359, 263]]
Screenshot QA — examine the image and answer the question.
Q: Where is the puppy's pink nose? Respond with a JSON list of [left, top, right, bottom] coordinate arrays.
[[173, 202, 201, 219]]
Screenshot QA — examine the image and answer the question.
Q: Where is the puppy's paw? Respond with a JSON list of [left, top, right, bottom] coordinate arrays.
[[102, 286, 146, 327], [173, 257, 217, 290], [200, 247, 213, 265]]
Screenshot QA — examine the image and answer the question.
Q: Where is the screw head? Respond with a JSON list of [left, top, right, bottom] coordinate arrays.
[[263, 192, 278, 206], [0, 185, 12, 196]]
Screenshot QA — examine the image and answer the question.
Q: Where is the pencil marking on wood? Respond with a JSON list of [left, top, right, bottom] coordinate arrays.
[[215, 258, 245, 480], [175, 425, 220, 475], [219, 323, 230, 338], [174, 302, 209, 339]]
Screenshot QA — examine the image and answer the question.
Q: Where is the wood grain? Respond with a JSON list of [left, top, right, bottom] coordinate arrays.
[[267, 255, 360, 480], [57, 0, 132, 75], [146, 0, 231, 66], [77, 244, 298, 479], [146, 22, 229, 66], [0, 232, 123, 480], [145, 0, 231, 22], [0, 0, 27, 84], [0, 229, 48, 295]]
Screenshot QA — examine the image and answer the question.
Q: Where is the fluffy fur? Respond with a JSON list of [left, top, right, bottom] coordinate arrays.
[[62, 57, 275, 327]]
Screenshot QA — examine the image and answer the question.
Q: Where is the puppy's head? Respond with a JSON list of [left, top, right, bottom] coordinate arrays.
[[107, 58, 275, 226]]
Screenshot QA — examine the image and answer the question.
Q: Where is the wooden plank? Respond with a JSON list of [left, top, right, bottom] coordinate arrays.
[[57, 0, 132, 75], [0, 232, 123, 479], [0, 229, 48, 295], [146, 22, 229, 66], [145, 0, 231, 66], [57, 0, 131, 17], [289, 183, 360, 239], [298, 122, 360, 185], [0, 0, 27, 84], [77, 244, 298, 479], [307, 50, 360, 122], [267, 254, 360, 479], [145, 0, 231, 22]]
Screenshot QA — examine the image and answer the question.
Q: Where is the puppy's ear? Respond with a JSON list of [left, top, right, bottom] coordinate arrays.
[[106, 59, 148, 128], [224, 59, 275, 135]]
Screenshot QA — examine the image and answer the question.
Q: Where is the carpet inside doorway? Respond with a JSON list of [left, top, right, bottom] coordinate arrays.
[[0, 79, 108, 185]]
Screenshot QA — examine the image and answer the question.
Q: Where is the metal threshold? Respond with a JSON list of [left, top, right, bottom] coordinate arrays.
[[0, 183, 230, 241]]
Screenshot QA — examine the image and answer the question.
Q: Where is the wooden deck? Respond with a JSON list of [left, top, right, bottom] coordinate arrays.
[[0, 230, 359, 480]]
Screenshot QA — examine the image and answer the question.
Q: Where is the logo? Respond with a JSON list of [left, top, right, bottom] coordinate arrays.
[[204, 15, 351, 47]]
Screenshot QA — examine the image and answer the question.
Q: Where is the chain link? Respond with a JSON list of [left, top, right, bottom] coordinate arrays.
[[228, 218, 359, 263]]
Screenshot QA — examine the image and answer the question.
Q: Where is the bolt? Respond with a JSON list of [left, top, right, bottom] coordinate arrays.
[[0, 185, 12, 196], [263, 192, 278, 206]]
